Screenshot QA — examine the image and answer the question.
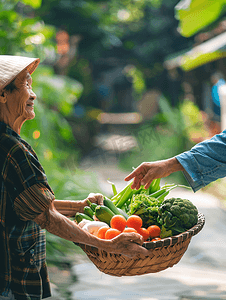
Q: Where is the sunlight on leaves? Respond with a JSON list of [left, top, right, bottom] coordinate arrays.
[[21, 0, 42, 9]]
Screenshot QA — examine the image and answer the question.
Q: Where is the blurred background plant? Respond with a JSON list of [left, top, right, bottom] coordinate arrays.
[[2, 0, 226, 280]]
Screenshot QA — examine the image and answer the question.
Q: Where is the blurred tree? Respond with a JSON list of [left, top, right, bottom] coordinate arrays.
[[36, 0, 194, 110], [0, 0, 56, 59]]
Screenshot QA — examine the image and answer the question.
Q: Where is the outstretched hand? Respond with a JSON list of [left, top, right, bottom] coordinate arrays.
[[124, 158, 184, 190]]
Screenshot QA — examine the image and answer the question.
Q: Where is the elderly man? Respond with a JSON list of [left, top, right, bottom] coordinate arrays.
[[0, 55, 147, 300]]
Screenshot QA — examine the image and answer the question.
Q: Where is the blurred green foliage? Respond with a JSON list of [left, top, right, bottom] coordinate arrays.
[[31, 65, 83, 116], [38, 0, 193, 97], [180, 99, 209, 142], [175, 0, 226, 37], [0, 0, 55, 59]]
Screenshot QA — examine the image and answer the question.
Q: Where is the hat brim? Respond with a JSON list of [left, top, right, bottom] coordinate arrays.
[[0, 55, 40, 91]]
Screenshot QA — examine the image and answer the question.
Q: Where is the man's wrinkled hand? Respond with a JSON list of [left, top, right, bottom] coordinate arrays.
[[124, 161, 166, 190], [124, 158, 184, 190], [107, 232, 149, 257], [86, 193, 104, 206]]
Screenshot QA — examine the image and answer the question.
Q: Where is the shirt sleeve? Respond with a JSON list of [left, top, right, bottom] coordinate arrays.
[[176, 130, 226, 192], [3, 138, 55, 221], [14, 183, 55, 221]]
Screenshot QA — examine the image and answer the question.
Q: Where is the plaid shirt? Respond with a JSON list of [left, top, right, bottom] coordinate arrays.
[[0, 122, 55, 300]]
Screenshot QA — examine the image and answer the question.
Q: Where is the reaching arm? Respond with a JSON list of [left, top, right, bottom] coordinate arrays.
[[34, 202, 149, 257], [176, 130, 226, 191], [53, 193, 104, 216], [53, 200, 85, 216], [125, 130, 226, 192]]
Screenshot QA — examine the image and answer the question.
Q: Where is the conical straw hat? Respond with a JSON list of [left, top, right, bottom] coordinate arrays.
[[0, 55, 40, 91]]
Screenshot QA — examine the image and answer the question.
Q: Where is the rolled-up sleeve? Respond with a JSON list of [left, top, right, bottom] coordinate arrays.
[[176, 130, 226, 192], [14, 183, 55, 221]]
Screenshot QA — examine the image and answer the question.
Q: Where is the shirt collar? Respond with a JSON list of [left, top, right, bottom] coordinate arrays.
[[0, 122, 21, 140]]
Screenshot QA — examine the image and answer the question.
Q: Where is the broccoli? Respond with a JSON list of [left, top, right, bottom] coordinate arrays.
[[129, 194, 161, 228], [158, 197, 198, 235]]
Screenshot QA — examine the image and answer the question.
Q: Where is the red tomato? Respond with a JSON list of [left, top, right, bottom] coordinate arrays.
[[147, 225, 161, 238], [123, 227, 137, 233], [126, 215, 142, 230], [137, 227, 150, 241], [97, 227, 109, 239], [105, 228, 121, 239], [110, 215, 127, 232]]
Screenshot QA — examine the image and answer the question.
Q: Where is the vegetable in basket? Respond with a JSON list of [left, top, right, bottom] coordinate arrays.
[[129, 194, 160, 228], [126, 183, 188, 228], [110, 178, 161, 209], [158, 197, 198, 236], [82, 221, 109, 236], [94, 205, 115, 226], [75, 212, 93, 223], [83, 206, 94, 218], [79, 177, 198, 240], [103, 196, 128, 219]]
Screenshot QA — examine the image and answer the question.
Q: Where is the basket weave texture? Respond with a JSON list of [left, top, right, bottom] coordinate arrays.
[[75, 213, 205, 277]]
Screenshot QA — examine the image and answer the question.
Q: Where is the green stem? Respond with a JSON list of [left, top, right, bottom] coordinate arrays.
[[113, 183, 143, 209], [149, 178, 161, 194], [107, 180, 118, 196], [156, 190, 169, 203], [111, 181, 133, 203], [149, 188, 166, 198], [156, 185, 181, 203]]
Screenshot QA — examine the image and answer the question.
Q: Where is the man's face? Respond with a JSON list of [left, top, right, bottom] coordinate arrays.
[[5, 70, 37, 121]]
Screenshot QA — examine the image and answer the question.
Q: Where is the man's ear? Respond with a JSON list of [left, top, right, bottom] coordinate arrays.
[[0, 90, 7, 104]]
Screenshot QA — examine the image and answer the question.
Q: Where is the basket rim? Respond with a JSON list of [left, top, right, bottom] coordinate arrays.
[[74, 212, 205, 252]]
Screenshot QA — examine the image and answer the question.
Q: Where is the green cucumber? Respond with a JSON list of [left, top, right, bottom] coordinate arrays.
[[103, 197, 122, 214], [103, 197, 128, 219], [75, 212, 93, 223], [83, 206, 94, 218], [94, 205, 115, 226], [117, 208, 129, 219]]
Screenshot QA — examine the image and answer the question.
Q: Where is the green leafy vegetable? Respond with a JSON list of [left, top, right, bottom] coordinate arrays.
[[129, 194, 161, 228], [160, 226, 172, 238]]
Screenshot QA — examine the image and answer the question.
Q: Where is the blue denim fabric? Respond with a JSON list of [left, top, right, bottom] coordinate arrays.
[[176, 130, 226, 192], [0, 290, 16, 300]]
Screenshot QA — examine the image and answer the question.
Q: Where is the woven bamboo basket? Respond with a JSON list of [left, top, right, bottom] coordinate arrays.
[[74, 213, 205, 277]]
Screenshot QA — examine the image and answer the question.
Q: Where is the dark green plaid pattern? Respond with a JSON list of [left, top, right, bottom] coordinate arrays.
[[0, 122, 55, 300]]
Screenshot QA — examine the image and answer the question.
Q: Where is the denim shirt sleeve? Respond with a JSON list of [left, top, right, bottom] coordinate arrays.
[[175, 130, 226, 192]]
